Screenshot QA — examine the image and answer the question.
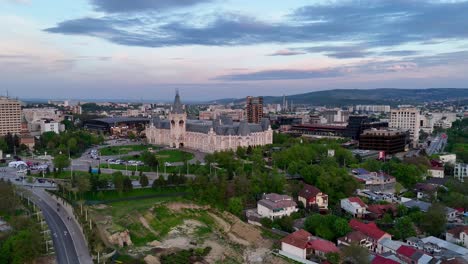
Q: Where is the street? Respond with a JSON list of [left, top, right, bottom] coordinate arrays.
[[1, 167, 93, 264]]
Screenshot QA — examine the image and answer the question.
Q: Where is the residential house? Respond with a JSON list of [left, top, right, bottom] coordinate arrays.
[[349, 219, 392, 252], [402, 199, 458, 221], [257, 193, 298, 220], [281, 229, 339, 260], [414, 183, 438, 200], [396, 245, 433, 264], [352, 168, 396, 193], [446, 226, 468, 248], [371, 255, 401, 264], [378, 238, 404, 254], [428, 166, 445, 178], [338, 230, 373, 251], [298, 184, 328, 211], [406, 236, 468, 260], [367, 204, 397, 220], [341, 197, 368, 218]]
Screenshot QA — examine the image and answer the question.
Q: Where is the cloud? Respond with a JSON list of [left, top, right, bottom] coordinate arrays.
[[268, 49, 307, 56], [45, 0, 468, 49], [215, 68, 344, 81], [215, 51, 468, 81], [90, 0, 212, 13]]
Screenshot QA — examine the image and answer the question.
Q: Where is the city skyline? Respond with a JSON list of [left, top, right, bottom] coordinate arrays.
[[2, 0, 468, 100]]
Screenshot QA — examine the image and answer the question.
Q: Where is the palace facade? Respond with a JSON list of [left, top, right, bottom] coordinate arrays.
[[145, 92, 273, 153]]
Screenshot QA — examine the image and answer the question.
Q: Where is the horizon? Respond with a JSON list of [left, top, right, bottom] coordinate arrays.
[[16, 87, 468, 103], [3, 0, 468, 100]]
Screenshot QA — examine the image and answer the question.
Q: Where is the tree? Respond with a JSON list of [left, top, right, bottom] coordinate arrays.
[[393, 216, 416, 240], [227, 197, 244, 217], [112, 172, 124, 194], [53, 154, 70, 174], [123, 176, 133, 192], [139, 174, 149, 188], [326, 252, 341, 264], [76, 176, 91, 198], [421, 203, 447, 236], [0, 137, 7, 152], [342, 243, 370, 264], [141, 151, 159, 170], [88, 166, 92, 175]]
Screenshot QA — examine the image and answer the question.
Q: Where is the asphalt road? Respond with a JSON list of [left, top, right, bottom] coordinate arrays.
[[35, 195, 80, 264], [1, 167, 92, 264]]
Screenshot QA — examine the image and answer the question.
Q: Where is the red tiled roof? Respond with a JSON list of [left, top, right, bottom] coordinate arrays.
[[447, 226, 468, 237], [298, 184, 322, 199], [349, 219, 389, 240], [307, 239, 339, 253], [372, 255, 399, 264], [338, 230, 368, 243], [348, 197, 367, 207], [367, 204, 396, 215], [397, 245, 417, 258], [281, 229, 311, 249]]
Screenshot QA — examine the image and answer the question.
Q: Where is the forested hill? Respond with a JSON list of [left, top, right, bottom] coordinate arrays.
[[210, 88, 468, 106]]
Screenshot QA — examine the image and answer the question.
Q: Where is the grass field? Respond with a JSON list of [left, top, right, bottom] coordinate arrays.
[[99, 144, 155, 156]]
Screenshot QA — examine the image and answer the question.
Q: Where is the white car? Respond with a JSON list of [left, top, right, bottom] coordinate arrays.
[[8, 161, 27, 168]]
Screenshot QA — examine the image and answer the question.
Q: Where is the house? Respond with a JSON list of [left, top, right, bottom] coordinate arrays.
[[407, 236, 468, 260], [298, 184, 328, 211], [341, 197, 368, 218], [446, 226, 468, 248], [378, 238, 404, 254], [428, 166, 445, 178], [414, 183, 438, 200], [367, 204, 397, 220], [281, 229, 312, 259], [349, 219, 392, 252], [352, 168, 396, 193], [371, 255, 400, 264], [402, 199, 458, 221], [257, 193, 298, 220], [281, 229, 339, 260], [337, 230, 373, 250], [439, 154, 457, 165], [396, 245, 433, 264]]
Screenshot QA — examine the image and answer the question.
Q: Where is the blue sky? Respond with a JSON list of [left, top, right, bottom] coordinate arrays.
[[1, 0, 468, 101]]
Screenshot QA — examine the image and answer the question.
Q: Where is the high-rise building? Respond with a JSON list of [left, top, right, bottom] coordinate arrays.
[[246, 96, 263, 123], [389, 107, 420, 147], [359, 129, 409, 154], [0, 97, 21, 136]]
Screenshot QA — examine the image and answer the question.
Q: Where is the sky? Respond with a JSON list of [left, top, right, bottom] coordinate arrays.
[[1, 0, 468, 101]]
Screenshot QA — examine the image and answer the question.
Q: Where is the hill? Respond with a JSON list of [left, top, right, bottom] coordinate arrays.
[[210, 88, 468, 106]]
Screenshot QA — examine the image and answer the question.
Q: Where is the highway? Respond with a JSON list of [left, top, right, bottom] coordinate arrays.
[[1, 168, 93, 264]]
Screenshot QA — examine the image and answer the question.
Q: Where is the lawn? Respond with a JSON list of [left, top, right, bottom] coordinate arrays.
[[156, 149, 194, 163], [99, 144, 155, 156]]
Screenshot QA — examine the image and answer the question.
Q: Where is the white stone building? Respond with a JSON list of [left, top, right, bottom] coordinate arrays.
[[446, 226, 468, 248], [145, 92, 273, 153], [257, 193, 298, 220], [390, 107, 420, 147], [455, 163, 468, 182], [341, 197, 367, 218]]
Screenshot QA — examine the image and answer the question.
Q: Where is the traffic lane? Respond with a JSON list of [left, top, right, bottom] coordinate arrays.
[[37, 198, 80, 264]]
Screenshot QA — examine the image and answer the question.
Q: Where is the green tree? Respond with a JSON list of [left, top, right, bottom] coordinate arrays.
[[53, 154, 70, 174], [393, 216, 416, 240], [421, 203, 447, 236], [141, 151, 159, 170], [326, 252, 341, 264], [76, 176, 91, 198], [342, 243, 370, 264], [123, 176, 133, 192], [112, 172, 125, 194], [139, 174, 149, 188], [227, 197, 244, 217]]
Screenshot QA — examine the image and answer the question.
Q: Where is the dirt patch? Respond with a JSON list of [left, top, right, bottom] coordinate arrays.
[[231, 221, 262, 245], [139, 215, 158, 236], [165, 202, 209, 213], [144, 255, 160, 264], [208, 212, 230, 233]]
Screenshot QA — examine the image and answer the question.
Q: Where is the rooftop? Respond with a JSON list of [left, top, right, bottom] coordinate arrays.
[[349, 219, 389, 240]]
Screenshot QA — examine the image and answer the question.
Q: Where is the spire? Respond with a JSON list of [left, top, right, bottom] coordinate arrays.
[[172, 90, 184, 114]]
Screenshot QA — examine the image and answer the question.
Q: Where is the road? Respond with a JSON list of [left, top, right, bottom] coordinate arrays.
[[1, 167, 93, 264]]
